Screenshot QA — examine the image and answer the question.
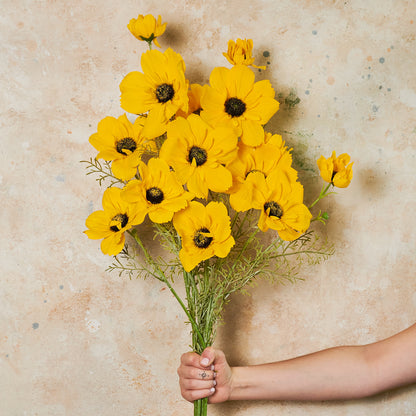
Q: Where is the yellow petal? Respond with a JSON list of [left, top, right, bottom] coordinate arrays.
[[142, 103, 168, 138], [148, 208, 174, 223], [187, 170, 208, 199], [229, 65, 255, 99], [213, 235, 235, 258], [101, 232, 125, 255], [111, 158, 137, 181], [282, 204, 312, 233], [204, 165, 233, 193], [179, 247, 207, 272], [102, 187, 124, 213], [120, 72, 153, 115], [277, 227, 302, 241], [333, 166, 353, 188], [240, 119, 265, 146], [209, 67, 230, 94]]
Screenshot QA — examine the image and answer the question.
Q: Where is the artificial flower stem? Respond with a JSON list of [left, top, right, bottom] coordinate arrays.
[[128, 229, 206, 350], [230, 209, 239, 231], [190, 271, 213, 416], [194, 397, 208, 416], [232, 209, 251, 240], [231, 227, 260, 273], [185, 272, 209, 352], [309, 183, 333, 209], [164, 276, 206, 352]]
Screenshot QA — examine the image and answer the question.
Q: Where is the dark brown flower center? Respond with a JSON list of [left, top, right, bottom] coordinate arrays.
[[224, 97, 246, 117], [188, 146, 207, 166], [155, 83, 175, 103], [116, 137, 137, 155], [110, 213, 129, 232], [264, 201, 283, 218], [193, 227, 213, 249], [146, 187, 164, 204]]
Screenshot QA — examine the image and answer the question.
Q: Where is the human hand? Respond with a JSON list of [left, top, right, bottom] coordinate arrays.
[[178, 346, 233, 404]]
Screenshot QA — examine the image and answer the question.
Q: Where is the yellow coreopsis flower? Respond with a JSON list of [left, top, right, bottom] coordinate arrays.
[[252, 170, 312, 241], [122, 158, 193, 224], [84, 187, 143, 255], [223, 38, 266, 70], [127, 14, 166, 48], [200, 65, 279, 147], [89, 114, 156, 181], [120, 48, 189, 139], [173, 201, 235, 272], [229, 131, 298, 212], [160, 114, 238, 199], [176, 83, 208, 118], [317, 151, 353, 188]]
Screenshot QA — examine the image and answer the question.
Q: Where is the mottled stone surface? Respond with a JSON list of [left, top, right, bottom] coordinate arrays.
[[1, 1, 415, 415]]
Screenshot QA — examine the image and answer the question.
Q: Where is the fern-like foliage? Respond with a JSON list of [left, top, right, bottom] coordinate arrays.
[[80, 158, 126, 187]]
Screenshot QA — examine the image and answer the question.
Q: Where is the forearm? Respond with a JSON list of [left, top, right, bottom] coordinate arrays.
[[229, 345, 377, 401], [228, 324, 416, 402], [178, 324, 415, 404]]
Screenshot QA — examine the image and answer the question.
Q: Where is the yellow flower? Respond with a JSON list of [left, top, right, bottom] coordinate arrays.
[[160, 114, 238, 199], [89, 114, 156, 181], [223, 38, 266, 70], [252, 170, 312, 241], [122, 158, 193, 223], [127, 14, 166, 48], [229, 131, 298, 212], [200, 65, 279, 147], [317, 151, 353, 188], [173, 201, 235, 272], [84, 187, 143, 255], [176, 83, 208, 118], [120, 48, 189, 139]]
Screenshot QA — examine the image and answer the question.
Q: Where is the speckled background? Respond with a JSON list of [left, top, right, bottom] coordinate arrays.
[[1, 1, 415, 415]]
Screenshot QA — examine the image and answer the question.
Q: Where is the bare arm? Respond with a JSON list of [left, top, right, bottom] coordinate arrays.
[[178, 323, 416, 403]]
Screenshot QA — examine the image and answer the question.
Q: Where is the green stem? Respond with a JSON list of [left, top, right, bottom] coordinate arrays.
[[230, 227, 259, 273], [309, 183, 333, 209], [230, 209, 239, 231], [128, 229, 206, 350], [194, 398, 208, 416], [184, 270, 208, 351], [233, 209, 251, 239], [269, 248, 334, 259]]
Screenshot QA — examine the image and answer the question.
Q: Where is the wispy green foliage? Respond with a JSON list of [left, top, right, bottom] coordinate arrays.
[[106, 195, 334, 354], [80, 158, 126, 188]]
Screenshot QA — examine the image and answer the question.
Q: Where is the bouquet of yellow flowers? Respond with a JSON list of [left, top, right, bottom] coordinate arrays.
[[83, 13, 353, 415]]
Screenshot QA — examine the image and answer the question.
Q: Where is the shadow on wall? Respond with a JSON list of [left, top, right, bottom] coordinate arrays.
[[357, 167, 388, 198]]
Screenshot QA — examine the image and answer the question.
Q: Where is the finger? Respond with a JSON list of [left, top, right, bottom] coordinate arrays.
[[200, 347, 227, 369], [181, 378, 217, 391], [180, 352, 203, 368], [182, 387, 216, 402], [200, 346, 216, 367], [178, 364, 216, 380], [194, 368, 216, 381]]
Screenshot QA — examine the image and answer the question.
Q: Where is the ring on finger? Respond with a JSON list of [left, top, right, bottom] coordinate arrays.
[[198, 370, 216, 380], [199, 370, 208, 379]]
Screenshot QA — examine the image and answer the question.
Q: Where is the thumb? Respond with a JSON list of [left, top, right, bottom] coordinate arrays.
[[199, 346, 225, 368]]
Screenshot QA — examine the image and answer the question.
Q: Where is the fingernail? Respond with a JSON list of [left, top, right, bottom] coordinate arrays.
[[210, 364, 215, 371], [213, 380, 217, 387], [210, 387, 216, 393], [201, 358, 209, 366], [213, 371, 217, 378]]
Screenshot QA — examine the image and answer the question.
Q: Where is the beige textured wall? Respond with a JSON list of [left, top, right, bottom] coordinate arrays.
[[1, 0, 415, 415]]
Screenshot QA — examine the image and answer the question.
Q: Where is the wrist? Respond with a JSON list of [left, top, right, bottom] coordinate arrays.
[[228, 366, 253, 401]]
